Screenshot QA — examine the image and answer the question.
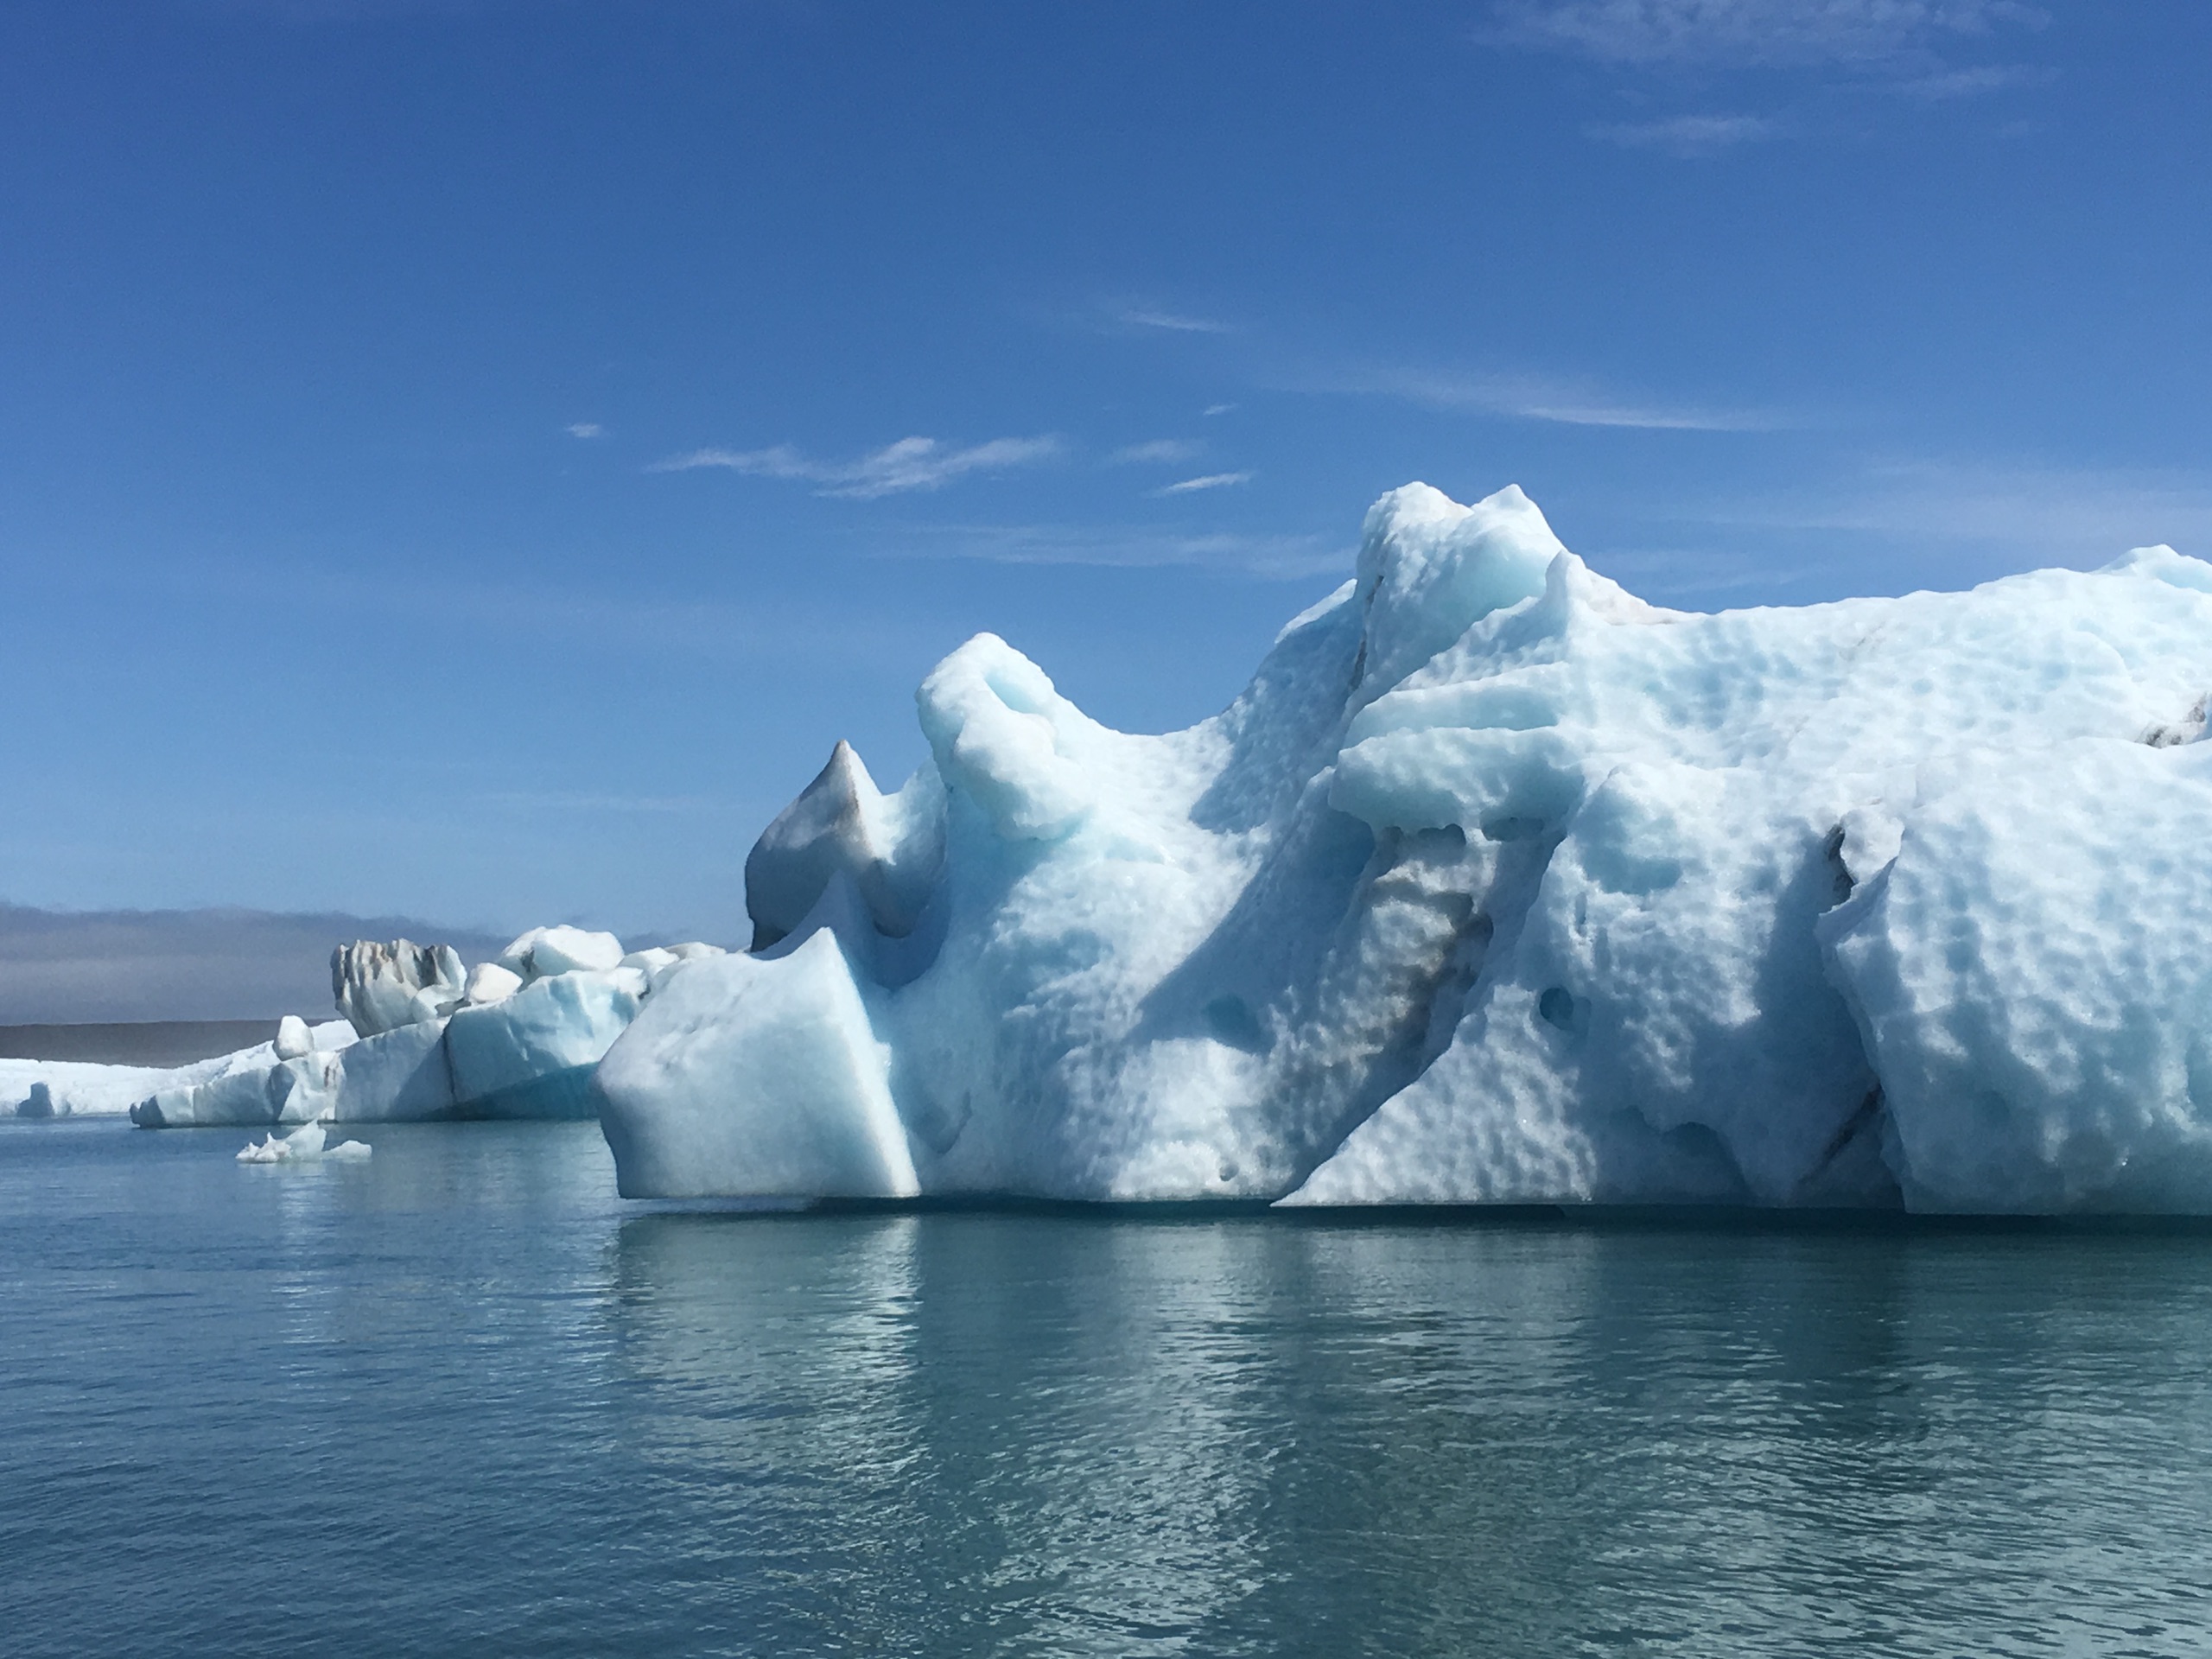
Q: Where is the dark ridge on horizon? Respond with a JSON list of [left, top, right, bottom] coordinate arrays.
[[0, 904, 516, 1025]]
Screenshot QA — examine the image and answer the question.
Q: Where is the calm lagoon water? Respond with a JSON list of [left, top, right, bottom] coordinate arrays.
[[4, 1119, 2211, 1657]]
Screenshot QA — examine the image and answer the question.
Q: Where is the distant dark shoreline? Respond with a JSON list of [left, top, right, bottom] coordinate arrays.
[[0, 1021, 279, 1068]]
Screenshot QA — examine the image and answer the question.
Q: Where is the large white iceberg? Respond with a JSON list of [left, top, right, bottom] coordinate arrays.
[[598, 482, 2212, 1214]]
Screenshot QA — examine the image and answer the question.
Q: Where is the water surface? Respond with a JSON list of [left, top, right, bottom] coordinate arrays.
[[4, 1119, 2209, 1656]]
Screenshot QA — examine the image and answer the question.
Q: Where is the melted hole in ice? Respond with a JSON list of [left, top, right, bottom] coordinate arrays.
[[985, 667, 1048, 715], [902, 1090, 972, 1157], [1205, 995, 1268, 1053], [1537, 986, 1581, 1033], [1481, 815, 1548, 842], [1822, 823, 1855, 904]]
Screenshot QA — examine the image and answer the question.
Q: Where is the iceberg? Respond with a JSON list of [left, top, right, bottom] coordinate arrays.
[[6, 1020, 355, 1121], [124, 929, 721, 1128], [598, 482, 2212, 1214]]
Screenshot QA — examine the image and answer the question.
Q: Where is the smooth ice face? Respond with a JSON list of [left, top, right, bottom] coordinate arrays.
[[444, 969, 642, 1118], [598, 931, 918, 1200], [596, 481, 2212, 1212]]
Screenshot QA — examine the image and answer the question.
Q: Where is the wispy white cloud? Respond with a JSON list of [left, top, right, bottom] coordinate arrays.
[[886, 524, 1348, 579], [1489, 0, 2045, 68], [1590, 112, 1774, 153], [1307, 364, 1789, 432], [1105, 302, 1236, 335], [1893, 61, 2055, 99], [1701, 461, 2212, 562], [566, 422, 605, 439], [652, 435, 1062, 499], [1204, 403, 1237, 416], [1523, 461, 2212, 610], [1111, 438, 1205, 465], [1154, 472, 1254, 496]]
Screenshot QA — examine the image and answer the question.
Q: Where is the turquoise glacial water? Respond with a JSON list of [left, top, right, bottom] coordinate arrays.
[[4, 1118, 2211, 1657]]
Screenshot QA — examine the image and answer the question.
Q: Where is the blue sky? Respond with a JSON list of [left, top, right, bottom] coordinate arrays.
[[3, 0, 2208, 944]]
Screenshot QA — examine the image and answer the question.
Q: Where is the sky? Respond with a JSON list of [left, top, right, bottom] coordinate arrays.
[[3, 0, 2209, 950]]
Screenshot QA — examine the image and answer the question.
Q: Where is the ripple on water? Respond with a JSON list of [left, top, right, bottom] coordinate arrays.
[[3, 1118, 2211, 1657]]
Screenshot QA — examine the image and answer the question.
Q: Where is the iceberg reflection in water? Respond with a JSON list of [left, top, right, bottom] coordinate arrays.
[[4, 1120, 2212, 1656]]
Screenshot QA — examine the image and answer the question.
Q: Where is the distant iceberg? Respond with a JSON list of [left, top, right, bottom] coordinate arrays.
[[601, 483, 2212, 1214], [106, 929, 724, 1128]]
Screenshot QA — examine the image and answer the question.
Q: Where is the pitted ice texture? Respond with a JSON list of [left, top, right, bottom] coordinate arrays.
[[589, 481, 2212, 1211]]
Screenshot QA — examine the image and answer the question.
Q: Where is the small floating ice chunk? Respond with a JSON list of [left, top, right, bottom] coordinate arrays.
[[237, 1116, 371, 1163]]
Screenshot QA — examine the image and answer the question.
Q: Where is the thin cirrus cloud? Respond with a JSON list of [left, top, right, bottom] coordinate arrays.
[[1105, 302, 1236, 335], [1307, 364, 1788, 432], [1110, 439, 1205, 465], [1894, 61, 2056, 99], [1697, 460, 2212, 563], [566, 422, 605, 439], [651, 435, 1062, 499], [1590, 113, 1775, 155], [1154, 472, 1254, 496], [1486, 0, 2046, 68], [887, 523, 1347, 580]]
